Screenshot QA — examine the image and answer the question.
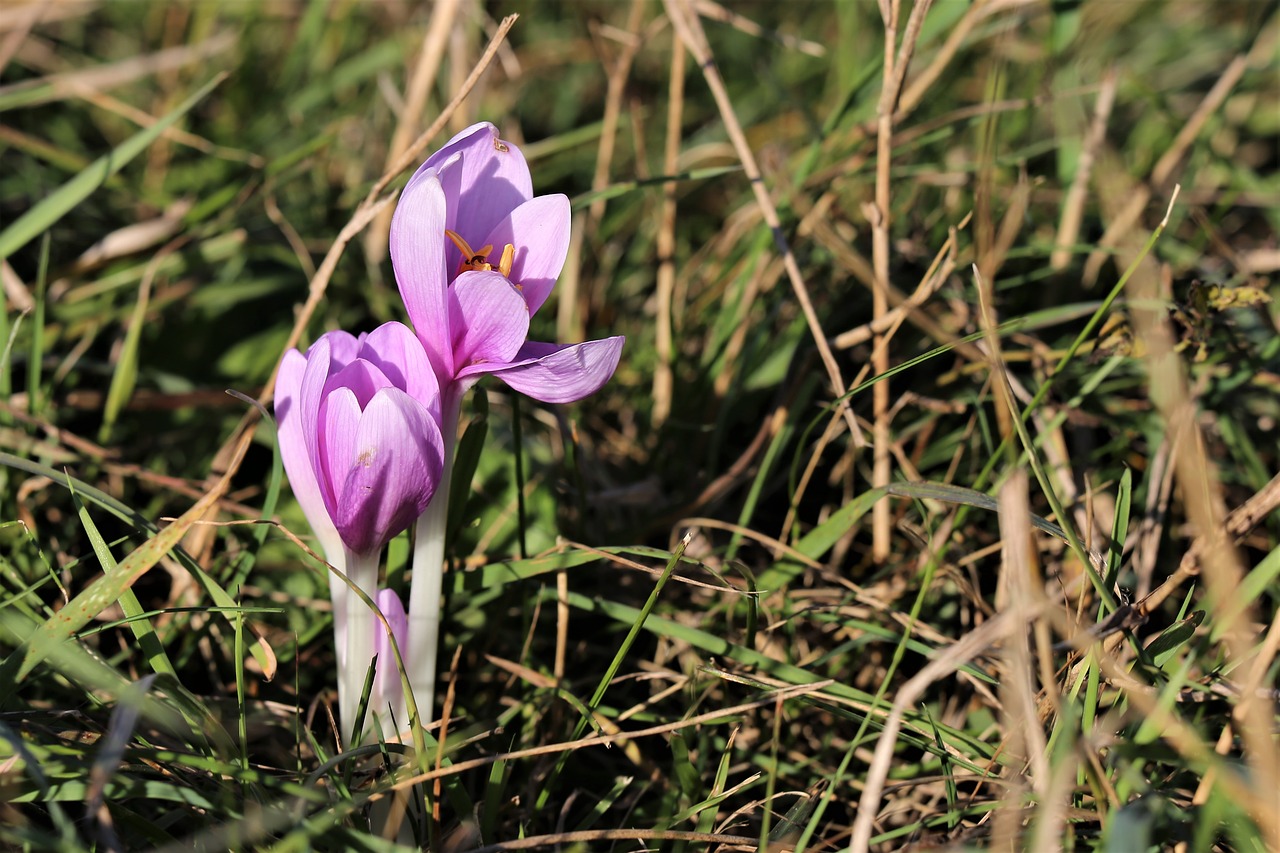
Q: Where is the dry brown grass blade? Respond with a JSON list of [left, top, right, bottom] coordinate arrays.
[[652, 35, 686, 428], [870, 0, 935, 563], [0, 2, 94, 35], [365, 0, 462, 265], [992, 470, 1047, 849], [1083, 51, 1250, 285], [0, 0, 42, 77], [0, 30, 236, 107], [1122, 212, 1280, 844], [1050, 67, 1117, 271], [663, 0, 862, 448], [66, 199, 193, 274], [1, 259, 34, 311]]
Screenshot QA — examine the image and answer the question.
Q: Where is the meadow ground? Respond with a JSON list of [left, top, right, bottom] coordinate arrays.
[[1, 1, 1278, 850]]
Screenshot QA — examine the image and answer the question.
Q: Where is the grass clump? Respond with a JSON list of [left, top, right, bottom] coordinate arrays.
[[1, 2, 1277, 850]]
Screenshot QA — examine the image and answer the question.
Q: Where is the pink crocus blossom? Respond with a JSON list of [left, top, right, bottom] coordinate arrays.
[[275, 320, 444, 739], [387, 122, 624, 723], [389, 121, 624, 405]]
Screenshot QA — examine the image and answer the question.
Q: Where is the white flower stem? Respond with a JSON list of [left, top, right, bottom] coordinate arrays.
[[340, 546, 381, 744], [324, 545, 350, 730], [407, 390, 461, 726]]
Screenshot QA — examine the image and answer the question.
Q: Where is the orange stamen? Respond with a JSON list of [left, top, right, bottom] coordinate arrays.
[[445, 230, 521, 285], [445, 229, 496, 274], [498, 243, 515, 278]]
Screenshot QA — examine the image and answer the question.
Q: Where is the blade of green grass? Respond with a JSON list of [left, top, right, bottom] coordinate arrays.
[[67, 477, 176, 678], [0, 74, 226, 263]]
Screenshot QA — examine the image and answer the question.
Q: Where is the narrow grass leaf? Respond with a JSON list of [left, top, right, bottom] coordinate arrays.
[[0, 74, 226, 263], [1106, 467, 1133, 591], [100, 275, 153, 442], [67, 478, 176, 678], [18, 471, 231, 680], [86, 674, 156, 850], [0, 449, 275, 675]]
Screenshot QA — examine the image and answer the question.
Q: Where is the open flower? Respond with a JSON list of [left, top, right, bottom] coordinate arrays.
[[275, 320, 444, 739], [389, 121, 624, 405], [387, 122, 624, 725]]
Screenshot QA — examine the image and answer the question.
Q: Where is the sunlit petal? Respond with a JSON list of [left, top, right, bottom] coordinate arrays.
[[473, 337, 625, 404], [449, 270, 531, 370], [390, 169, 454, 379], [481, 194, 571, 317], [332, 388, 445, 556]]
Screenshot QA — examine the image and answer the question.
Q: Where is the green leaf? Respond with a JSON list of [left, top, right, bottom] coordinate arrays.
[[67, 478, 176, 678], [0, 74, 226, 263], [0, 449, 275, 677], [1145, 611, 1204, 668]]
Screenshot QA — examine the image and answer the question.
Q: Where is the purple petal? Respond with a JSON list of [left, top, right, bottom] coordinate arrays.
[[426, 123, 533, 273], [474, 337, 625, 404], [317, 387, 361, 516], [449, 270, 531, 371], [481, 194, 571, 317], [390, 168, 454, 380], [321, 329, 362, 372], [373, 588, 409, 720], [275, 349, 340, 555], [298, 336, 336, 509], [331, 388, 445, 556], [323, 359, 394, 409], [359, 321, 441, 417]]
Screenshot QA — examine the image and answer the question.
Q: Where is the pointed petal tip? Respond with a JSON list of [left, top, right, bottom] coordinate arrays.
[[476, 336, 624, 404]]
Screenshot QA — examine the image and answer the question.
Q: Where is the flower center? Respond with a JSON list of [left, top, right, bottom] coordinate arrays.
[[445, 230, 516, 280]]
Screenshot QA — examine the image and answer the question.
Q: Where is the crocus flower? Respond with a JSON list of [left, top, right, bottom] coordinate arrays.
[[387, 122, 624, 720], [275, 321, 445, 740], [390, 121, 624, 407]]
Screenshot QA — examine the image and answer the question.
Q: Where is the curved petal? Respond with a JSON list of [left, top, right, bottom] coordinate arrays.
[[323, 358, 394, 409], [319, 329, 362, 372], [373, 588, 409, 728], [275, 349, 342, 562], [390, 169, 454, 380], [317, 386, 361, 519], [332, 388, 445, 556], [481, 194, 570, 317], [360, 321, 440, 417], [427, 123, 533, 273], [298, 336, 336, 510], [450, 270, 530, 370], [474, 337, 625, 404]]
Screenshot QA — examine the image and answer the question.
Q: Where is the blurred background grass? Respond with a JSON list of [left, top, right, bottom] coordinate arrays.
[[1, 1, 1277, 850]]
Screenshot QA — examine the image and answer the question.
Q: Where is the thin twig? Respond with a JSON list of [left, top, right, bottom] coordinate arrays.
[[1050, 67, 1117, 270], [870, 0, 935, 562], [1083, 53, 1248, 285], [664, 0, 862, 445], [651, 32, 686, 428], [366, 0, 462, 264]]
